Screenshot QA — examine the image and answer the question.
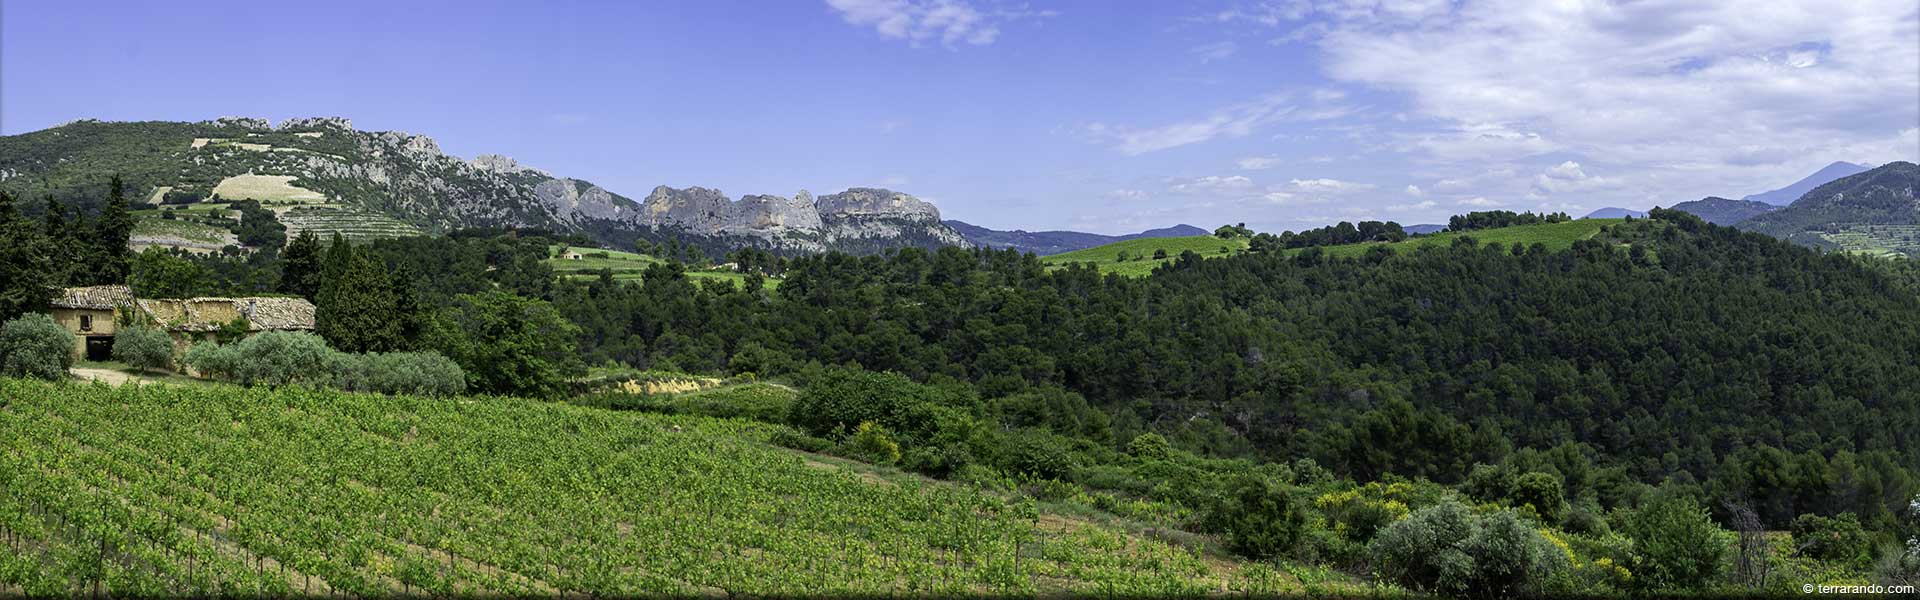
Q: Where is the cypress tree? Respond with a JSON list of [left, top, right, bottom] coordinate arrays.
[[42, 197, 71, 285], [91, 175, 134, 284], [0, 191, 54, 321], [315, 234, 401, 352], [279, 230, 323, 299]]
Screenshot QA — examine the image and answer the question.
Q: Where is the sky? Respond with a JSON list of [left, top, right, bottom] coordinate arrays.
[[3, 0, 1917, 234]]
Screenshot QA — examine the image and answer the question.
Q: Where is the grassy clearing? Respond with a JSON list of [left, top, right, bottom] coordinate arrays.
[[1042, 236, 1250, 277], [211, 174, 328, 203], [1820, 224, 1920, 258], [132, 217, 236, 245], [0, 377, 1338, 596], [546, 246, 779, 289], [1302, 218, 1621, 258], [277, 205, 421, 241]]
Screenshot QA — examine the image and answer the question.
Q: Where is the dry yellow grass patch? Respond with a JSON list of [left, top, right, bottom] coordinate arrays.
[[619, 378, 722, 395], [212, 174, 327, 203]]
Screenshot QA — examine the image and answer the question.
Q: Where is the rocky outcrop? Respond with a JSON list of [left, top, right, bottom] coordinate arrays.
[[734, 192, 824, 232], [623, 185, 967, 251], [211, 116, 271, 130], [277, 117, 353, 132], [818, 188, 942, 220], [535, 178, 638, 222], [471, 154, 552, 177]]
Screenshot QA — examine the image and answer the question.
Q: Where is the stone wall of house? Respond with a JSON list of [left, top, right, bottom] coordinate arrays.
[[49, 308, 117, 359]]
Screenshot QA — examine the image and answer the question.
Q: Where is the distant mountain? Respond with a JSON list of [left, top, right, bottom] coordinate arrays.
[[1404, 224, 1446, 235], [1667, 197, 1779, 225], [0, 118, 967, 255], [1743, 161, 1920, 241], [944, 221, 1205, 256], [1743, 161, 1872, 206], [1583, 207, 1648, 219]]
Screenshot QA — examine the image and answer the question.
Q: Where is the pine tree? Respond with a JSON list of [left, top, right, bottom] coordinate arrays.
[[315, 234, 401, 352], [0, 191, 54, 321], [279, 230, 323, 299], [389, 261, 424, 349], [42, 197, 72, 285], [90, 175, 134, 284]]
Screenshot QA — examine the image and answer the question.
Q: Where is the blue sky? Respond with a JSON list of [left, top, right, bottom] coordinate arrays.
[[4, 1, 1917, 234]]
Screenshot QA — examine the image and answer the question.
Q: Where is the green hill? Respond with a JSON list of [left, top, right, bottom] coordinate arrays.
[[1304, 218, 1620, 258], [1042, 221, 1617, 276], [0, 378, 1334, 597], [1041, 235, 1250, 276], [1738, 161, 1920, 257]]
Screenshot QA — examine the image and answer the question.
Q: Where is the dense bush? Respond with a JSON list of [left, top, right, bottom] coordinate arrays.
[[1215, 475, 1309, 560], [330, 351, 467, 397], [994, 428, 1080, 480], [840, 421, 901, 465], [1127, 432, 1173, 461], [788, 366, 964, 438], [112, 326, 174, 373], [1792, 513, 1872, 568], [228, 331, 334, 387], [427, 290, 581, 398], [1620, 496, 1728, 590], [181, 342, 238, 380], [0, 314, 75, 380], [1370, 500, 1567, 598]]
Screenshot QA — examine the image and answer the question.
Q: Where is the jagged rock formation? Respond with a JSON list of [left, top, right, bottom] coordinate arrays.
[[0, 117, 970, 255]]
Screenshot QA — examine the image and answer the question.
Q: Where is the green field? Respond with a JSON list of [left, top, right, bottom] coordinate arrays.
[[131, 217, 235, 245], [546, 246, 778, 289], [1303, 219, 1621, 258], [0, 378, 1325, 597], [1041, 236, 1250, 276], [1818, 224, 1920, 258]]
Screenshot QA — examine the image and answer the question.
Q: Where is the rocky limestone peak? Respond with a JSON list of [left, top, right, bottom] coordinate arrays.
[[277, 117, 354, 131], [817, 188, 941, 220], [470, 154, 550, 177], [402, 135, 442, 157], [211, 116, 271, 130], [734, 193, 824, 231], [641, 185, 735, 231]]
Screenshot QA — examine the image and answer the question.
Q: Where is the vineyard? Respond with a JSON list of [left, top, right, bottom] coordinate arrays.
[[0, 379, 1319, 597]]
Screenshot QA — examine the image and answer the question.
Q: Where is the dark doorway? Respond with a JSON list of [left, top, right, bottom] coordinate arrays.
[[85, 336, 113, 361]]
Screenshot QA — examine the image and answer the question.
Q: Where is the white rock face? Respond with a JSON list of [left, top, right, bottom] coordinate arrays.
[[470, 154, 552, 177], [277, 117, 353, 131], [212, 116, 271, 130]]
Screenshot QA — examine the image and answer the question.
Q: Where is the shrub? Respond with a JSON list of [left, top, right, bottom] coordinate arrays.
[[788, 366, 964, 438], [1791, 513, 1872, 568], [1127, 431, 1174, 461], [1511, 472, 1566, 523], [182, 342, 239, 380], [1370, 499, 1567, 598], [1315, 485, 1411, 542], [769, 427, 834, 453], [1217, 475, 1309, 560], [840, 421, 900, 465], [1620, 496, 1728, 590], [230, 331, 335, 387], [0, 314, 76, 380], [112, 326, 174, 373], [996, 428, 1080, 480], [331, 351, 467, 397]]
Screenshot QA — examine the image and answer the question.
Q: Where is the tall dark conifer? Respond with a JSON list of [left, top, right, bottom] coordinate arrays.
[[91, 175, 134, 284], [315, 234, 401, 352], [279, 230, 323, 299], [41, 197, 72, 285], [0, 191, 54, 321]]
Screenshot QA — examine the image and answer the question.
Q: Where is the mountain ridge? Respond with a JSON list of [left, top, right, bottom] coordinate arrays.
[[0, 117, 967, 255], [942, 221, 1206, 255], [1742, 161, 1872, 206]]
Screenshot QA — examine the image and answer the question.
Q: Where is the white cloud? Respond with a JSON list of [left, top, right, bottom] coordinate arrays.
[[1236, 155, 1285, 170], [1081, 94, 1299, 155], [1529, 160, 1619, 195], [1167, 175, 1258, 195], [1404, 184, 1425, 197], [1387, 199, 1438, 211], [1104, 188, 1151, 201], [1217, 0, 1917, 210], [1286, 178, 1374, 193], [1456, 197, 1500, 207], [825, 0, 1050, 47], [1192, 41, 1239, 63]]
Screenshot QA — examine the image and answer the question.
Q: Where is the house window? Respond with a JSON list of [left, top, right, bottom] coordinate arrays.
[[79, 315, 93, 332]]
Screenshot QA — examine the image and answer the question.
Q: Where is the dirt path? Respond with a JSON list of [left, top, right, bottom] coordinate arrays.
[[71, 368, 140, 385]]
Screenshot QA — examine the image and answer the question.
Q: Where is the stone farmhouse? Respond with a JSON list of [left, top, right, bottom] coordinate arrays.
[[47, 285, 317, 360]]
